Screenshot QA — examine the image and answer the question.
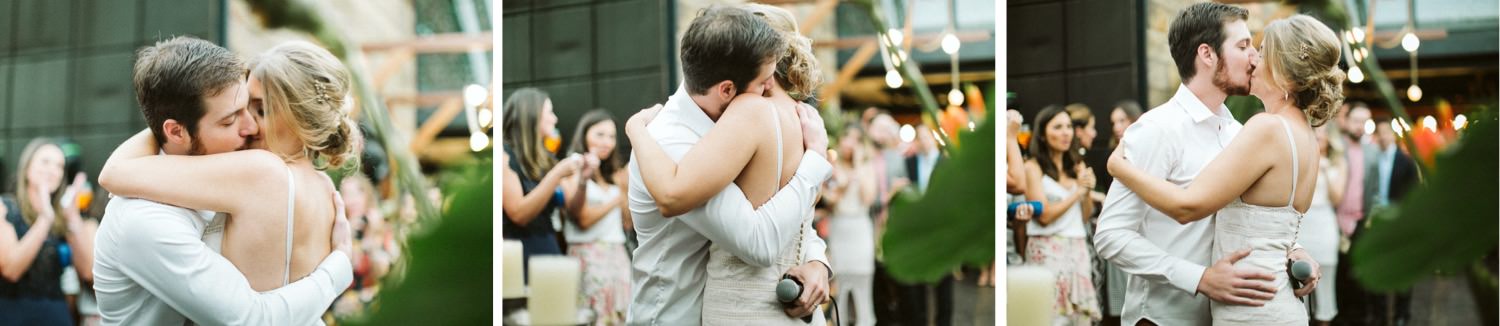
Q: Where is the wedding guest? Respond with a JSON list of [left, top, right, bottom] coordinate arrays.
[[1365, 117, 1418, 325], [1333, 102, 1378, 325], [1305, 124, 1346, 325], [0, 138, 98, 326], [1108, 101, 1143, 150], [1024, 106, 1100, 325], [331, 173, 393, 317], [1099, 100, 1140, 325], [863, 111, 911, 323], [1066, 104, 1098, 152], [823, 125, 878, 326], [501, 88, 595, 278], [561, 109, 632, 325], [900, 124, 953, 325]]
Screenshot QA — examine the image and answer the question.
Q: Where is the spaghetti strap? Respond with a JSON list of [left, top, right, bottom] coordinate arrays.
[[283, 165, 295, 286], [771, 104, 783, 193], [1273, 116, 1298, 208]]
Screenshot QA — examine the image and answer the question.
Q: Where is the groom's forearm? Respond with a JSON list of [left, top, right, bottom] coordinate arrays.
[[691, 152, 832, 267], [1096, 181, 1205, 294]]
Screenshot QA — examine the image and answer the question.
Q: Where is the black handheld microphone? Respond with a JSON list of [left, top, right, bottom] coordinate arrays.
[[776, 276, 815, 323]]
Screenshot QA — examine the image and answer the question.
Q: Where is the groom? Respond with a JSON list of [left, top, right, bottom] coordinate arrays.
[[1094, 3, 1317, 325], [93, 36, 352, 325], [626, 5, 833, 325]]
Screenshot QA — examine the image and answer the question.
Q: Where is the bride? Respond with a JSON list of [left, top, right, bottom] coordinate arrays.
[[1108, 15, 1344, 325], [626, 4, 827, 324], [100, 41, 357, 293]]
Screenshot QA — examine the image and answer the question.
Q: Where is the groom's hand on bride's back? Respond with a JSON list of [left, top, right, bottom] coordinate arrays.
[[1198, 249, 1277, 306], [795, 103, 828, 158], [330, 191, 354, 289]]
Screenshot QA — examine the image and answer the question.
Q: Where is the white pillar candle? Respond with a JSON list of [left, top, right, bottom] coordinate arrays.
[[528, 255, 580, 325], [1007, 265, 1057, 326], [502, 240, 525, 299]]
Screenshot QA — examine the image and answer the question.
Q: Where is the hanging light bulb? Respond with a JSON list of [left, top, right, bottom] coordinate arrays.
[[967, 121, 976, 131], [1348, 65, 1364, 83], [1344, 30, 1355, 44], [1393, 118, 1407, 137], [1407, 84, 1423, 102], [464, 84, 488, 108], [470, 131, 489, 152], [1455, 114, 1469, 130], [1364, 120, 1376, 136], [885, 69, 903, 88], [886, 28, 903, 46], [899, 124, 916, 143], [1402, 32, 1420, 52], [948, 88, 965, 106], [1352, 28, 1365, 43], [941, 33, 961, 55], [1421, 115, 1437, 132], [478, 107, 493, 128]]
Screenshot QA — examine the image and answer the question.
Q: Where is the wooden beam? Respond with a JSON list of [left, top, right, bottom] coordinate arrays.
[[385, 91, 462, 108], [824, 41, 879, 98], [361, 32, 494, 54], [813, 30, 991, 49], [1380, 66, 1493, 79], [798, 0, 840, 35], [409, 98, 465, 153], [373, 49, 415, 90]]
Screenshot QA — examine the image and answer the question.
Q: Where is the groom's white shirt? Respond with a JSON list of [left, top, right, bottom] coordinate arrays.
[[626, 85, 832, 325], [93, 196, 352, 325], [1095, 85, 1241, 325]]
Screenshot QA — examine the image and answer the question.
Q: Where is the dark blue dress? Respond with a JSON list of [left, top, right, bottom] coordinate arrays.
[[0, 196, 73, 326], [501, 145, 564, 281]]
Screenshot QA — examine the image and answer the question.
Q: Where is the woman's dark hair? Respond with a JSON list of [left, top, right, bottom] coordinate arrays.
[[1029, 105, 1083, 182], [1111, 100, 1144, 149], [502, 88, 557, 180], [565, 109, 623, 185]]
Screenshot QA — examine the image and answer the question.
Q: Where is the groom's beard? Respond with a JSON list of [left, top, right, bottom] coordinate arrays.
[[1212, 59, 1252, 96]]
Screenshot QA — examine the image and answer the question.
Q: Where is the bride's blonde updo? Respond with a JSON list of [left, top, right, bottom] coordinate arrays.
[[252, 41, 359, 170], [1262, 15, 1344, 127], [745, 3, 822, 102]]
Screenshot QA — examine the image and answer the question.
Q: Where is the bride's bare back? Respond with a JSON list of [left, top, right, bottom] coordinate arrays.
[[730, 87, 805, 207], [222, 162, 335, 292]]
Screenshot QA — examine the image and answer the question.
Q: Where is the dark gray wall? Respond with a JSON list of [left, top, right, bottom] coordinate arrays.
[[1, 0, 224, 192], [501, 0, 673, 155], [1007, 0, 1142, 186]]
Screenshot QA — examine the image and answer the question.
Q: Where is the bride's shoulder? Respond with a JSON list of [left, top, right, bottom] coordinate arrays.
[[1236, 113, 1291, 139], [721, 95, 776, 124]]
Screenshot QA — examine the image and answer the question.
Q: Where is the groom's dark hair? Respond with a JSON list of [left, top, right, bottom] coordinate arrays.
[[1168, 2, 1248, 81], [133, 36, 247, 146], [680, 5, 785, 96]]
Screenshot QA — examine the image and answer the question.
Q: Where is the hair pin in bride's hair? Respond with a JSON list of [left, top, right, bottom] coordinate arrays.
[[313, 80, 334, 105], [1298, 43, 1311, 61]]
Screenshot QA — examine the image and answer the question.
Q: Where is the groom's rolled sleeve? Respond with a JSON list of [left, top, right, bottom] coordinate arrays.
[[1094, 121, 1205, 295], [112, 207, 351, 325], [687, 151, 833, 267]]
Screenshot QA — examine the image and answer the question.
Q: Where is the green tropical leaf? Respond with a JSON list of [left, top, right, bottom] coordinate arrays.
[[1351, 108, 1498, 291], [881, 111, 997, 283], [344, 161, 494, 325]]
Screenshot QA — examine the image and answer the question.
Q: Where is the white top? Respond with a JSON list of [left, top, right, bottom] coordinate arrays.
[[1027, 175, 1087, 238], [625, 85, 833, 326], [702, 102, 826, 324], [1207, 116, 1309, 325], [93, 196, 351, 326], [563, 180, 627, 244], [1094, 85, 1241, 326]]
